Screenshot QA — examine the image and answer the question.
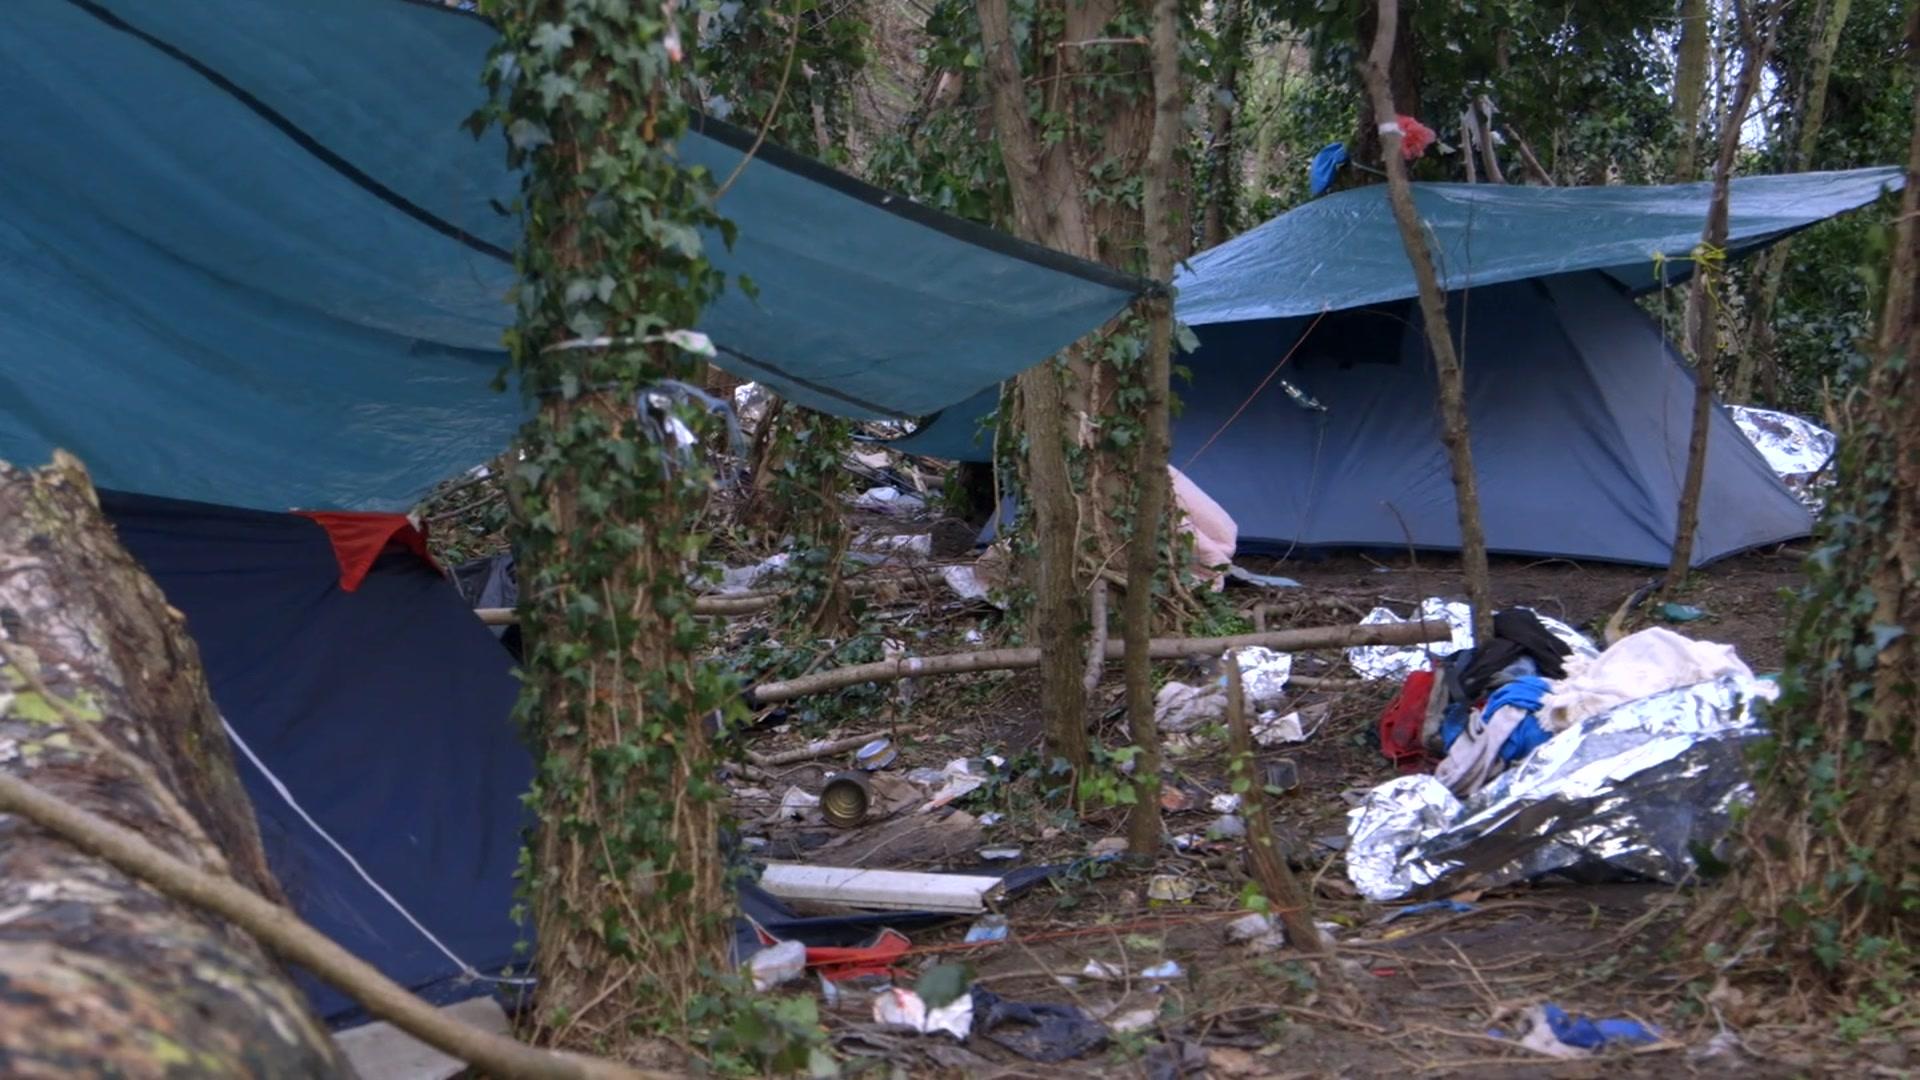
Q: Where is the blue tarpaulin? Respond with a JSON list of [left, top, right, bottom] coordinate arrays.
[[0, 0, 1142, 511]]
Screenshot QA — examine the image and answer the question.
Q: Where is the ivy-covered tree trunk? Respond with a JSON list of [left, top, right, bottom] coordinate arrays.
[[483, 0, 738, 1046], [1700, 35, 1920, 991], [0, 454, 347, 1077], [978, 0, 1174, 781]]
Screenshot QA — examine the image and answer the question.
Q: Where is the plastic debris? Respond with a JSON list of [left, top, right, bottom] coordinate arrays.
[[1376, 899, 1476, 925], [855, 531, 932, 556], [1251, 710, 1307, 746], [1155, 648, 1294, 732], [1089, 837, 1129, 858], [1265, 759, 1300, 792], [1108, 1008, 1159, 1034], [1209, 793, 1242, 814], [777, 787, 820, 821], [1348, 599, 1596, 682], [1659, 602, 1707, 623], [1081, 959, 1123, 980], [853, 486, 928, 515], [1227, 564, 1302, 589], [973, 987, 1109, 1063], [1146, 875, 1198, 903], [1730, 404, 1837, 509], [716, 553, 791, 595], [1225, 913, 1286, 953], [978, 846, 1023, 861], [964, 915, 1010, 944], [941, 564, 993, 603], [1207, 814, 1247, 839], [1510, 1004, 1662, 1057], [747, 939, 806, 991], [979, 812, 1005, 827], [1346, 674, 1776, 901], [854, 737, 898, 770], [919, 759, 987, 812], [1140, 960, 1183, 980], [873, 987, 973, 1040]]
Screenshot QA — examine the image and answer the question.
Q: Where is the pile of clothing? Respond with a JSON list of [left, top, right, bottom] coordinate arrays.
[[1379, 614, 1753, 797]]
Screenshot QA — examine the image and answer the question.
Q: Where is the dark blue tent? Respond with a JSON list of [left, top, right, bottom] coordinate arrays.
[[100, 492, 533, 1026], [894, 169, 1902, 566]]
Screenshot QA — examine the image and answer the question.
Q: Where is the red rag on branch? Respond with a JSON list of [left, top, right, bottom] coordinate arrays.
[[292, 511, 437, 593], [1397, 114, 1436, 160], [1378, 669, 1437, 773]]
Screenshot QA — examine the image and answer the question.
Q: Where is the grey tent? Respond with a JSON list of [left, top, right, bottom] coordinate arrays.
[[894, 168, 1902, 566]]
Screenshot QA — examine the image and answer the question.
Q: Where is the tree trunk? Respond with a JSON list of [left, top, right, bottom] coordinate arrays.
[[1349, 1, 1422, 178], [1200, 0, 1248, 249], [979, 0, 1167, 782], [1124, 0, 1184, 855], [1356, 0, 1496, 645], [0, 454, 347, 1078], [1225, 660, 1324, 954], [1665, 2, 1777, 591], [1734, 0, 1853, 403], [1698, 15, 1920, 989], [489, 2, 736, 1045], [1673, 0, 1712, 181]]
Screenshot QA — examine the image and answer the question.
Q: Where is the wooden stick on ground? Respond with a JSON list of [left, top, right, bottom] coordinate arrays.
[[745, 730, 889, 768], [0, 772, 668, 1080], [744, 620, 1446, 705], [1226, 659, 1327, 954]]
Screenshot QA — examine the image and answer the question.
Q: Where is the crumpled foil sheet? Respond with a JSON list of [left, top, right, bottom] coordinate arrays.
[[1234, 646, 1294, 705], [1730, 405, 1838, 510], [1346, 598, 1598, 682], [1344, 674, 1777, 901]]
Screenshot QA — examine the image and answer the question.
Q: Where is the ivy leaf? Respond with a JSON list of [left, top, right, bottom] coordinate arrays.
[[914, 962, 972, 1008], [530, 21, 575, 56], [508, 119, 553, 152], [1173, 322, 1201, 354]]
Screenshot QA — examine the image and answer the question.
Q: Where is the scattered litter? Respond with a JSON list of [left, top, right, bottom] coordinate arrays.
[[964, 915, 1009, 944], [919, 758, 988, 812], [1140, 960, 1183, 981], [852, 486, 928, 515], [747, 939, 806, 991], [873, 987, 972, 1040], [777, 787, 820, 821], [941, 564, 993, 603], [978, 846, 1022, 861], [1659, 602, 1707, 623], [1108, 1008, 1159, 1034], [1346, 671, 1777, 901], [1376, 899, 1475, 925], [1155, 647, 1293, 732], [979, 812, 1005, 827], [1730, 404, 1837, 509], [1159, 786, 1194, 812], [1209, 793, 1242, 814], [973, 987, 1109, 1063], [854, 531, 931, 556], [1225, 912, 1286, 953], [1226, 564, 1302, 589], [1089, 837, 1129, 858], [758, 863, 1004, 913], [1510, 1003, 1662, 1057], [819, 772, 871, 828], [716, 553, 790, 595], [1265, 759, 1300, 793], [741, 836, 768, 852], [1348, 599, 1595, 681], [1081, 959, 1123, 980], [1146, 876, 1198, 903], [1169, 833, 1205, 851], [1206, 815, 1246, 840], [1251, 710, 1306, 746], [854, 737, 897, 770]]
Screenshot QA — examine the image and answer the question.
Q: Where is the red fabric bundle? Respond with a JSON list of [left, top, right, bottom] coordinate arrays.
[[1378, 669, 1437, 773]]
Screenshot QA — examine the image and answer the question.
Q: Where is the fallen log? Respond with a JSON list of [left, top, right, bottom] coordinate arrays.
[[0, 454, 348, 1077], [743, 621, 1447, 705]]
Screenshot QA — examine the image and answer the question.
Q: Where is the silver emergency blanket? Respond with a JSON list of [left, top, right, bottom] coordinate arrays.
[[1345, 674, 1776, 901], [1730, 405, 1837, 510], [1346, 599, 1597, 682]]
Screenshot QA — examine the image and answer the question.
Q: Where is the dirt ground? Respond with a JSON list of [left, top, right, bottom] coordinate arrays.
[[738, 546, 1915, 1078]]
